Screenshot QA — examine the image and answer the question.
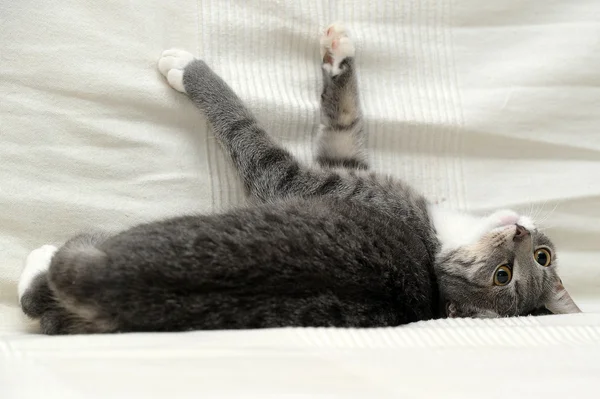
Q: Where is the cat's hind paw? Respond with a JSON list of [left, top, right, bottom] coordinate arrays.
[[18, 245, 57, 304], [158, 49, 196, 93], [320, 23, 355, 76]]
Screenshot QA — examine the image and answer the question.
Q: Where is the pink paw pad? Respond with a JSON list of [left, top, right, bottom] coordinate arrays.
[[320, 23, 354, 72]]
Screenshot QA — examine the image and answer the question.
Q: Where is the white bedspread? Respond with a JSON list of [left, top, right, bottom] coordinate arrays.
[[2, 313, 600, 398], [1, 0, 599, 397]]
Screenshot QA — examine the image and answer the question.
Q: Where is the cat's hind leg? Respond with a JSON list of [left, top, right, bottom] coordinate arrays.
[[19, 244, 58, 318], [19, 235, 116, 335], [317, 23, 367, 170], [19, 245, 75, 334]]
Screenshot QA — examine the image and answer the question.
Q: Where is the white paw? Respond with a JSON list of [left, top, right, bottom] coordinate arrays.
[[320, 23, 355, 76], [18, 245, 57, 303], [158, 49, 196, 93]]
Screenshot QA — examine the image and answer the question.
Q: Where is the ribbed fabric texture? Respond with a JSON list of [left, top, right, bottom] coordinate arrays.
[[3, 314, 600, 397], [198, 0, 466, 211]]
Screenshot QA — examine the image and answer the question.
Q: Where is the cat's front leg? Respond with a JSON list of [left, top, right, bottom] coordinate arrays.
[[317, 23, 367, 170]]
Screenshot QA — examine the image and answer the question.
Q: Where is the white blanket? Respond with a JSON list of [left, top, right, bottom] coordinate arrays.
[[3, 313, 600, 398], [1, 0, 600, 397]]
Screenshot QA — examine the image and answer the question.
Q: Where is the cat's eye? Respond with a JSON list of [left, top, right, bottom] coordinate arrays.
[[493, 265, 512, 286], [534, 248, 552, 267]]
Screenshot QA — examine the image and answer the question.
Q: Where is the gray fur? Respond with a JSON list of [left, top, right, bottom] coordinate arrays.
[[181, 57, 374, 204], [436, 228, 560, 317], [20, 30, 578, 334], [29, 198, 439, 334], [317, 58, 368, 170], [436, 216, 580, 318]]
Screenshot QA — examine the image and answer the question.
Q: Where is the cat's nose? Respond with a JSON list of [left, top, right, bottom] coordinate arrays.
[[513, 224, 530, 241]]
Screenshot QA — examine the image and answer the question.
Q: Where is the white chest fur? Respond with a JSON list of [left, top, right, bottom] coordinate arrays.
[[427, 205, 535, 251]]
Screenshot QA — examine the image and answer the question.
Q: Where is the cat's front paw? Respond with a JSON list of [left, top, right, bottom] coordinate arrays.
[[158, 49, 196, 93], [320, 23, 355, 76]]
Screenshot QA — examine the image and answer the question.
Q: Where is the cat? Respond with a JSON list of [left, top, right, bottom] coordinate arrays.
[[18, 23, 580, 334]]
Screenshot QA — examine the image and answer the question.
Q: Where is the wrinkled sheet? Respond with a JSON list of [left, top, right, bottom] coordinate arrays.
[[1, 0, 599, 397]]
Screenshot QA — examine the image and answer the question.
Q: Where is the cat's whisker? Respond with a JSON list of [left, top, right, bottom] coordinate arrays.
[[529, 202, 540, 222], [537, 224, 556, 232], [532, 200, 547, 223], [527, 201, 535, 219], [537, 200, 561, 228]]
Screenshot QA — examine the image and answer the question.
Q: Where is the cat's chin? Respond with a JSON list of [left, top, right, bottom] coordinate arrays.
[[446, 305, 552, 319]]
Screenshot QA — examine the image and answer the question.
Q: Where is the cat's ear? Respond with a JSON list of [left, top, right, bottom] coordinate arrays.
[[544, 279, 581, 314]]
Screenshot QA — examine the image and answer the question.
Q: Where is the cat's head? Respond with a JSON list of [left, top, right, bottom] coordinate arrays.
[[435, 216, 580, 318]]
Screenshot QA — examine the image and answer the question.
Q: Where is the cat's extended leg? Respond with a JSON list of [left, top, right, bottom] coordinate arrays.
[[158, 50, 307, 203], [317, 23, 367, 170]]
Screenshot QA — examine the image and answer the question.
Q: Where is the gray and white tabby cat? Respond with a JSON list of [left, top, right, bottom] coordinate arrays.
[[19, 24, 580, 334]]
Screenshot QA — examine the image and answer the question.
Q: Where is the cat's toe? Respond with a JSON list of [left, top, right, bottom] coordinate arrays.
[[326, 23, 348, 38], [18, 245, 57, 304], [158, 49, 195, 74], [320, 23, 349, 56], [320, 23, 355, 76], [158, 49, 196, 93]]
